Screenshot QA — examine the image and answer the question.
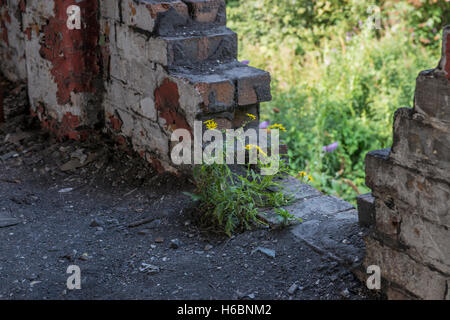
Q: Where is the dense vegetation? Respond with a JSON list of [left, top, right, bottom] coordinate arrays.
[[227, 0, 449, 203]]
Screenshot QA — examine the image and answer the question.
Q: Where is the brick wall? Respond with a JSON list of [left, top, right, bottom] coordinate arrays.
[[0, 0, 272, 173], [357, 26, 450, 300]]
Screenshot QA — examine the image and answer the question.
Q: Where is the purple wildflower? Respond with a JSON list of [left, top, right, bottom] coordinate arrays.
[[241, 60, 250, 65], [259, 121, 270, 129], [322, 141, 339, 153]]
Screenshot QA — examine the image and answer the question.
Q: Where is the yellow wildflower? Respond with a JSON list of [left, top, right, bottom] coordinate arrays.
[[245, 144, 267, 157], [298, 171, 307, 178], [204, 119, 218, 130], [308, 175, 314, 182], [246, 113, 256, 120], [269, 123, 286, 132]]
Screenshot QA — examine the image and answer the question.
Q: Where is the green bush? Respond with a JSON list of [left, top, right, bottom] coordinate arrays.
[[228, 0, 444, 203]]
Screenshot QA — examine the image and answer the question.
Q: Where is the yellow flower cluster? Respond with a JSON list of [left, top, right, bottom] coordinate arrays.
[[246, 113, 256, 120], [269, 123, 286, 132], [245, 144, 267, 157], [298, 171, 314, 182], [204, 119, 218, 130]]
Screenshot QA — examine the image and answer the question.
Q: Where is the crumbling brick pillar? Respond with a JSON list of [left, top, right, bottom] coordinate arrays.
[[23, 0, 104, 140], [358, 26, 450, 300], [100, 0, 271, 174]]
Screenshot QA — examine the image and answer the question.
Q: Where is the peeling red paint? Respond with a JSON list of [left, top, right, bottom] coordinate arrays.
[[24, 27, 31, 40], [445, 34, 450, 80], [39, 0, 101, 105], [107, 112, 123, 131], [31, 105, 89, 141], [154, 78, 191, 134], [18, 0, 26, 13]]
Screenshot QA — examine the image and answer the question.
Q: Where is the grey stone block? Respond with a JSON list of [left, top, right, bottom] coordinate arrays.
[[356, 193, 375, 228], [363, 237, 448, 300], [390, 107, 450, 181], [414, 70, 450, 123]]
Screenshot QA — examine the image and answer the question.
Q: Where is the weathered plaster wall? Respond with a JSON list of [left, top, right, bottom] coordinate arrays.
[[358, 26, 450, 300]]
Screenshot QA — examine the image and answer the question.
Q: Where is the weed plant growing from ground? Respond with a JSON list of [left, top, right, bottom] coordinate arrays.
[[187, 115, 309, 236]]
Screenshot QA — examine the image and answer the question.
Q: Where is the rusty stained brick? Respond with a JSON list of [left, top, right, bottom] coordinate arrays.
[[195, 79, 234, 112], [145, 1, 189, 19], [154, 78, 192, 134]]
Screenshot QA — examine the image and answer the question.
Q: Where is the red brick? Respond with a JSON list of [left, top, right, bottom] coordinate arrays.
[[223, 67, 272, 106], [154, 78, 191, 133], [145, 1, 188, 19], [195, 80, 234, 111]]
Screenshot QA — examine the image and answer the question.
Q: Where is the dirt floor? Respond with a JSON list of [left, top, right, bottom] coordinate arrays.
[[0, 82, 376, 300]]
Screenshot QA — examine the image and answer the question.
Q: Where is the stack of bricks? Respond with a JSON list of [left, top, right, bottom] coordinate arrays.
[[100, 0, 271, 173], [357, 26, 450, 300], [0, 0, 272, 173]]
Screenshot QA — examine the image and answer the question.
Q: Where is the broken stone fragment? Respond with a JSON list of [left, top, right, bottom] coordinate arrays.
[[0, 215, 21, 228], [139, 263, 160, 275], [252, 247, 276, 258]]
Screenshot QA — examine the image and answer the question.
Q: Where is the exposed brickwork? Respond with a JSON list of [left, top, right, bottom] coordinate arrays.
[[359, 28, 450, 300], [99, 0, 271, 173], [0, 0, 272, 174], [154, 78, 192, 134]]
